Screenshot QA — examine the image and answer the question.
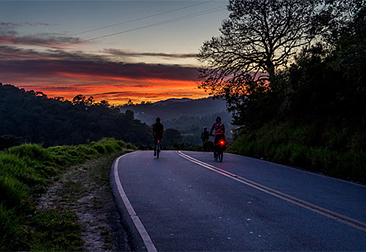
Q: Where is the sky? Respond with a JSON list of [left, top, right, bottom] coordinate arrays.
[[0, 0, 229, 104]]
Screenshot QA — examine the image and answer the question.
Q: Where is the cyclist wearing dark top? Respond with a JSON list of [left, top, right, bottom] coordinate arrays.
[[152, 117, 164, 156], [201, 126, 210, 144]]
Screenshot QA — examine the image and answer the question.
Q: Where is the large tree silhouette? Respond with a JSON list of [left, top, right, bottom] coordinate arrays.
[[198, 0, 323, 96]]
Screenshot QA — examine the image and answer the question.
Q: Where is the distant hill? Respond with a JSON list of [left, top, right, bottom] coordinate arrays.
[[120, 97, 233, 145], [0, 83, 151, 148]]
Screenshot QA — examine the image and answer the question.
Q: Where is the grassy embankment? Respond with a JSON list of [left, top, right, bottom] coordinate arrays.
[[228, 121, 366, 184], [0, 138, 136, 251]]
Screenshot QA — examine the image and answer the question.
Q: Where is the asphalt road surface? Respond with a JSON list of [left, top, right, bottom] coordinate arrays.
[[111, 150, 366, 251]]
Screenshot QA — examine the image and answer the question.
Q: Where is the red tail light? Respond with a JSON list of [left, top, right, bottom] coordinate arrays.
[[219, 140, 225, 145]]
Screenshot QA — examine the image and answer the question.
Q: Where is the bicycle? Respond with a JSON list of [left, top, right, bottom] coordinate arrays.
[[214, 139, 226, 162], [156, 139, 161, 158]]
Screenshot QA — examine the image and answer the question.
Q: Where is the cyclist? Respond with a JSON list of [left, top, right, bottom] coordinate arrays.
[[201, 126, 210, 150], [152, 117, 164, 156], [210, 116, 225, 157]]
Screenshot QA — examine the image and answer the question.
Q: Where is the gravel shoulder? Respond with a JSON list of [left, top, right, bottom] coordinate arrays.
[[36, 151, 133, 251]]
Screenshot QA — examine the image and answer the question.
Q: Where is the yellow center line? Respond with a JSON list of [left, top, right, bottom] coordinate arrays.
[[176, 151, 366, 233]]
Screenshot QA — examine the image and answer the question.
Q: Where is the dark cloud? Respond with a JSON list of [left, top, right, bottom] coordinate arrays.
[[0, 32, 83, 48], [0, 22, 52, 27], [0, 23, 84, 49], [0, 45, 199, 82], [104, 49, 197, 59]]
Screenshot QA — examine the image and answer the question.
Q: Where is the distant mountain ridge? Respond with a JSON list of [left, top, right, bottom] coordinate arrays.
[[153, 98, 192, 105], [121, 97, 230, 124], [120, 97, 233, 145]]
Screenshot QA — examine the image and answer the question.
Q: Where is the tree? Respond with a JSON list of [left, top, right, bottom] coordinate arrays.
[[72, 94, 86, 104], [198, 0, 323, 97], [86, 96, 95, 106], [310, 0, 365, 47], [99, 100, 110, 107]]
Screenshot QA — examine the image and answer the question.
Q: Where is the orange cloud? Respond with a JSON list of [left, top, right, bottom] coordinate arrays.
[[17, 76, 207, 105], [0, 45, 207, 104]]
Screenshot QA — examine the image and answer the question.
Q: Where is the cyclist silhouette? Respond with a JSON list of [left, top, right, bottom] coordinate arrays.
[[210, 116, 225, 157], [201, 126, 210, 150], [152, 117, 164, 156]]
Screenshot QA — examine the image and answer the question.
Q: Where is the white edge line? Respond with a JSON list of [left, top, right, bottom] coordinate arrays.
[[114, 154, 157, 252]]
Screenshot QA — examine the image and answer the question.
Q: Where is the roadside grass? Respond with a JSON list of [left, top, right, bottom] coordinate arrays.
[[228, 121, 366, 184], [53, 151, 132, 251], [0, 138, 136, 251]]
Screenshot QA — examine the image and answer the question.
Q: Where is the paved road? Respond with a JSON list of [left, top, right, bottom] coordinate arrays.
[[111, 150, 366, 251]]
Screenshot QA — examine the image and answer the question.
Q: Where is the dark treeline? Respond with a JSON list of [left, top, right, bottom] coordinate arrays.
[[236, 6, 366, 182], [214, 2, 366, 131], [233, 6, 366, 134], [199, 0, 366, 182], [0, 84, 151, 148]]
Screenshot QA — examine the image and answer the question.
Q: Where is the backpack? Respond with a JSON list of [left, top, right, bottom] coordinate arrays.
[[153, 122, 163, 135]]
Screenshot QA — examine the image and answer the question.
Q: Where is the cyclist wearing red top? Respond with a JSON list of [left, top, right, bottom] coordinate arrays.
[[152, 117, 164, 156], [210, 116, 225, 146]]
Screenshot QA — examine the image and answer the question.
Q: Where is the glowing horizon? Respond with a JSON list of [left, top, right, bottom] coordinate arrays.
[[15, 78, 209, 105], [0, 1, 228, 105]]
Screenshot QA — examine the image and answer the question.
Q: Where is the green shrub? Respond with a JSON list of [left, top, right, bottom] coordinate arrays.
[[0, 204, 26, 251], [228, 122, 366, 182], [289, 145, 310, 168], [7, 144, 53, 162], [5, 144, 59, 179], [0, 175, 29, 210], [273, 144, 293, 164], [126, 142, 136, 150], [0, 154, 46, 187], [91, 143, 106, 154]]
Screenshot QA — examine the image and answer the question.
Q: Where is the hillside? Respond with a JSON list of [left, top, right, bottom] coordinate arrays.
[[120, 97, 233, 144], [0, 139, 133, 251], [0, 83, 151, 148]]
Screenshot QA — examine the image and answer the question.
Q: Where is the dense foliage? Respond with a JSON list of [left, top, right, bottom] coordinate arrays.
[[200, 1, 366, 182], [0, 84, 151, 148], [198, 0, 365, 129], [0, 138, 135, 251], [232, 4, 366, 129], [228, 121, 366, 183]]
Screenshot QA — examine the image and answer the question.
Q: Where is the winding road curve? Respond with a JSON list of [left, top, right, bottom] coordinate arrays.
[[110, 150, 366, 251]]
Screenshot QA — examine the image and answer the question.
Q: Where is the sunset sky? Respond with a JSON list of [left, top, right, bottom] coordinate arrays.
[[0, 0, 229, 104]]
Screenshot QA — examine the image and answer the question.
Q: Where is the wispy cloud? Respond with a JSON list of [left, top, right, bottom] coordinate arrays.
[[104, 49, 197, 59], [0, 22, 52, 27], [0, 30, 84, 48], [0, 21, 84, 49]]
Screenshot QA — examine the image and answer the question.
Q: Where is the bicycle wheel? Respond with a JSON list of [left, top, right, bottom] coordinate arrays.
[[218, 150, 223, 162], [156, 143, 160, 158]]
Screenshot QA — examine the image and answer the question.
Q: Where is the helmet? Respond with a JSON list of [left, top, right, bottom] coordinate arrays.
[[216, 116, 221, 122], [156, 117, 161, 122], [203, 126, 207, 130]]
